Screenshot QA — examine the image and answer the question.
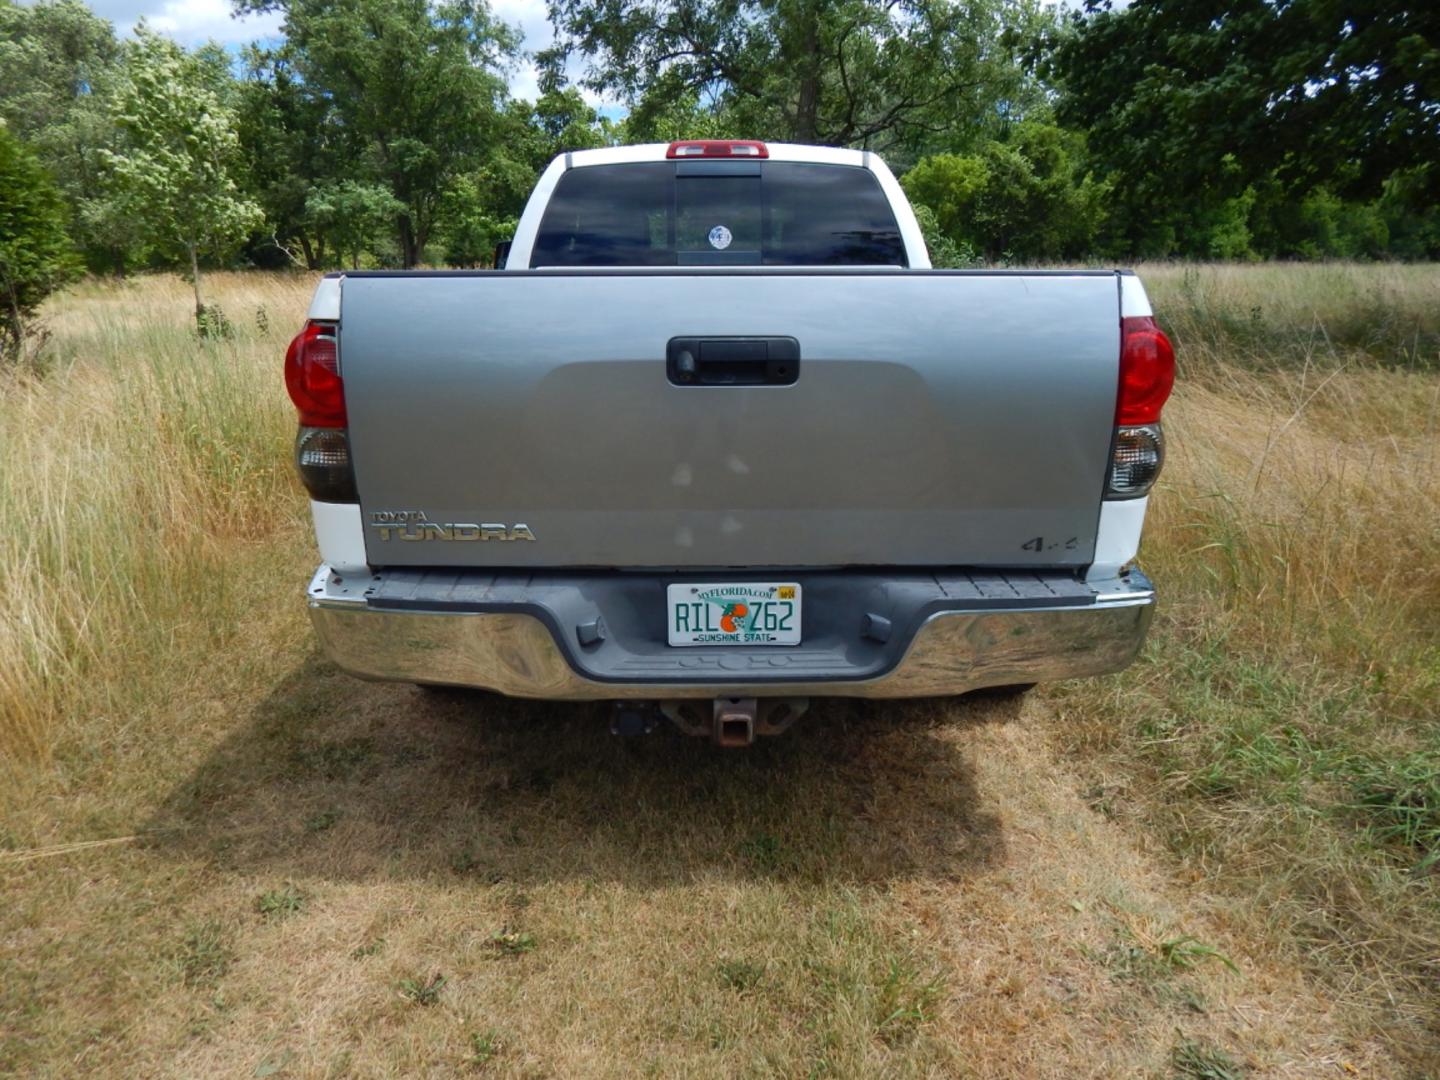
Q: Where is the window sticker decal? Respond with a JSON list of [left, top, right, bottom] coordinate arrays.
[[708, 225, 732, 250]]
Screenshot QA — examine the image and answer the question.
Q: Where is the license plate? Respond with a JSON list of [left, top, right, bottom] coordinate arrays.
[[666, 582, 801, 646]]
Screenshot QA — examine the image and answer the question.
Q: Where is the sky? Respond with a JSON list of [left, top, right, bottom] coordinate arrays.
[[70, 0, 1081, 113], [78, 0, 567, 103]]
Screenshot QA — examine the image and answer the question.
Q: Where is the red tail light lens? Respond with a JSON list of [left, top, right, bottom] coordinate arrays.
[[666, 140, 769, 159], [284, 321, 345, 427], [1116, 316, 1175, 425]]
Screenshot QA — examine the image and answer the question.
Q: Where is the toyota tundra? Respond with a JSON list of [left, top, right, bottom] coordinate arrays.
[[285, 140, 1175, 744]]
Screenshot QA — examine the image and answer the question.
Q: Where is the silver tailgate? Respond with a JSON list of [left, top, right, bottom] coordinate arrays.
[[339, 270, 1121, 569]]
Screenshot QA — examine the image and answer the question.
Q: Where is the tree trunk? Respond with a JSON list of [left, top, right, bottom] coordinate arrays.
[[187, 242, 203, 319], [1, 265, 24, 362], [300, 234, 318, 271], [399, 216, 419, 269], [793, 10, 821, 143]]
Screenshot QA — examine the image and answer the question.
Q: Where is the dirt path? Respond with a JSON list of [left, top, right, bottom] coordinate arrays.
[[2, 666, 1398, 1077]]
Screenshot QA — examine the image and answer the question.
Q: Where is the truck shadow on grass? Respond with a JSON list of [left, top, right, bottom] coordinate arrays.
[[145, 651, 1010, 887]]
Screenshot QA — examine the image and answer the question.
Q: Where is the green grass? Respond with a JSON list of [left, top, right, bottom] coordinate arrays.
[[304, 809, 340, 832], [1346, 749, 1440, 873], [255, 884, 306, 919], [1096, 929, 1237, 987], [397, 973, 447, 1006], [715, 957, 766, 992], [1171, 1037, 1247, 1080], [174, 920, 234, 988], [468, 1028, 503, 1066], [487, 929, 536, 956]]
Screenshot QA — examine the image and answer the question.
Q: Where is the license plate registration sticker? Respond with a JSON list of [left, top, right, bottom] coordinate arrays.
[[666, 583, 801, 646]]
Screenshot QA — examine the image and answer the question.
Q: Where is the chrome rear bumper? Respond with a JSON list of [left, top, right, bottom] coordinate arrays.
[[306, 566, 1154, 699]]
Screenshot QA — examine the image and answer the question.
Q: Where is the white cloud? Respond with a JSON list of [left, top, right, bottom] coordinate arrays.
[[491, 0, 615, 107], [490, 0, 550, 100], [94, 0, 282, 45], [91, 0, 609, 105]]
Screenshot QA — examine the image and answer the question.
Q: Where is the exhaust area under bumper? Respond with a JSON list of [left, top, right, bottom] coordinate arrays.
[[305, 566, 1154, 700]]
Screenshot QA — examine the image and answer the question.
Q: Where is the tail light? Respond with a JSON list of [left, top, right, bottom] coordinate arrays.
[[1116, 316, 1174, 425], [284, 321, 344, 427], [295, 426, 356, 503], [1107, 424, 1165, 497], [1106, 317, 1175, 499], [666, 140, 769, 159], [285, 321, 356, 502]]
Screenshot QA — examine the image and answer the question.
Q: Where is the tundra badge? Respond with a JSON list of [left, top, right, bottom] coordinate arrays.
[[370, 510, 534, 542]]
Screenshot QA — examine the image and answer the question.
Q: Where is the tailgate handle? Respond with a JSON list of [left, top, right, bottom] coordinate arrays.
[[667, 337, 800, 386]]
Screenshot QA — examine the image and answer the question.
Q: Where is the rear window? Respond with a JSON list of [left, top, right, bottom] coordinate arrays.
[[530, 161, 906, 267]]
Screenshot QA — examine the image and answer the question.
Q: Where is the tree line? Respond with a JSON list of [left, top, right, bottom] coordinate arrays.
[[1, 0, 1436, 345]]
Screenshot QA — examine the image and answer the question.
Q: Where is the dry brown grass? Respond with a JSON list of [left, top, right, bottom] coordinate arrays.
[[1, 266, 1436, 1077], [0, 273, 312, 773], [1051, 261, 1440, 1060]]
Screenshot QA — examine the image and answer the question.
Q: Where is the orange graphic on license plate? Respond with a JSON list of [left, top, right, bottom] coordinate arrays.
[[719, 602, 749, 632]]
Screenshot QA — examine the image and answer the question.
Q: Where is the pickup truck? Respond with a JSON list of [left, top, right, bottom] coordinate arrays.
[[286, 140, 1173, 745]]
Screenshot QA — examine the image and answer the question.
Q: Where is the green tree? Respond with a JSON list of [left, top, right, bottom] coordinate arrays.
[[542, 0, 1047, 150], [1049, 0, 1440, 210], [429, 88, 613, 265], [533, 87, 613, 154], [1183, 189, 1258, 261], [1377, 172, 1440, 260], [438, 177, 515, 266], [901, 153, 988, 242], [0, 0, 116, 135], [910, 203, 977, 268], [474, 89, 613, 223], [0, 0, 137, 270], [242, 0, 518, 266], [614, 83, 731, 144], [0, 124, 78, 360], [902, 121, 1107, 261], [98, 28, 262, 319], [234, 45, 360, 269], [305, 180, 404, 268]]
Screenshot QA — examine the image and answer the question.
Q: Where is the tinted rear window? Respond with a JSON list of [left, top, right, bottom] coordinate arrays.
[[531, 161, 905, 267]]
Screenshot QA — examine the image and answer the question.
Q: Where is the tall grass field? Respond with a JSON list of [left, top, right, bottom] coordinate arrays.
[[1, 265, 1437, 1076]]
